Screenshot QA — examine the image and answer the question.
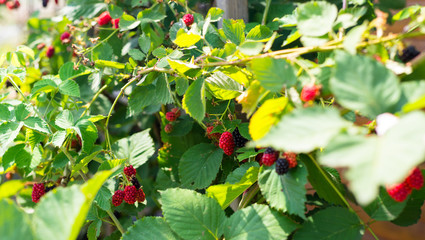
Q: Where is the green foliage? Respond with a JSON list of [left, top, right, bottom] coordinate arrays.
[[2, 0, 425, 239]]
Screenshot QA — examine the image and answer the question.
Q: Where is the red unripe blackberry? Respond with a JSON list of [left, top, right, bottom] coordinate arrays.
[[112, 190, 125, 207], [219, 131, 235, 156], [6, 1, 14, 9], [405, 167, 424, 190], [97, 11, 112, 26], [300, 84, 320, 102], [164, 123, 173, 133], [275, 158, 289, 175], [387, 182, 412, 202], [32, 183, 45, 203], [136, 188, 145, 202], [165, 111, 177, 122], [124, 165, 136, 178], [13, 0, 18, 8], [0, 0, 6, 4], [206, 126, 220, 141], [182, 13, 194, 27], [171, 108, 181, 118], [60, 32, 71, 41], [111, 18, 120, 29], [232, 127, 248, 148], [124, 185, 137, 204], [46, 46, 55, 58], [37, 43, 46, 50], [284, 152, 298, 168], [262, 148, 277, 166]]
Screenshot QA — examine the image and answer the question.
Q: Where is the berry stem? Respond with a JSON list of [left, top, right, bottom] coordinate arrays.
[[106, 209, 125, 234], [261, 0, 272, 25], [238, 183, 259, 209]]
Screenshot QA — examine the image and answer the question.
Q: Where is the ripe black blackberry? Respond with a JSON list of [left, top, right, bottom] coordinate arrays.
[[131, 178, 141, 189], [400, 46, 420, 63], [232, 127, 248, 148], [44, 185, 56, 193], [275, 158, 289, 175]]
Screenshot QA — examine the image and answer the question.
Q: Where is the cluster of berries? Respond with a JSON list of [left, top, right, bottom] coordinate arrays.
[[261, 148, 298, 175], [31, 183, 56, 203], [386, 167, 424, 202], [0, 0, 20, 10], [97, 11, 120, 29], [38, 31, 71, 59], [217, 128, 248, 156], [164, 108, 181, 134], [112, 165, 145, 207], [42, 0, 58, 8], [300, 84, 321, 102]]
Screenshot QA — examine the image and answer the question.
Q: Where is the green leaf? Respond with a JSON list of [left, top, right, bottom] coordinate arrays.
[[71, 151, 102, 177], [174, 32, 202, 47], [238, 41, 264, 56], [222, 19, 245, 45], [128, 49, 145, 61], [59, 80, 80, 97], [320, 111, 425, 204], [108, 4, 123, 18], [23, 117, 50, 134], [392, 5, 421, 21], [33, 186, 91, 240], [258, 164, 308, 218], [226, 161, 260, 184], [15, 103, 30, 121], [0, 180, 25, 199], [33, 170, 113, 240], [55, 110, 74, 129], [136, 7, 166, 23], [16, 45, 35, 60], [123, 217, 179, 240], [296, 1, 338, 37], [363, 187, 407, 221], [300, 154, 346, 206], [343, 24, 367, 54], [59, 62, 89, 81], [207, 7, 224, 22], [182, 77, 206, 122], [249, 97, 288, 141], [179, 143, 223, 189], [224, 204, 298, 240], [0, 199, 33, 240], [0, 104, 10, 120], [75, 118, 98, 153], [94, 60, 126, 69], [255, 107, 349, 153], [94, 186, 112, 211], [207, 165, 259, 209], [31, 78, 58, 95], [112, 129, 155, 168], [331, 51, 401, 118], [48, 130, 67, 148], [2, 144, 32, 170], [0, 122, 24, 156], [206, 71, 243, 100], [246, 25, 273, 41], [161, 188, 226, 240], [138, 35, 151, 54], [248, 57, 296, 92], [127, 85, 157, 116], [293, 207, 363, 240], [119, 13, 141, 31], [168, 59, 200, 77]]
